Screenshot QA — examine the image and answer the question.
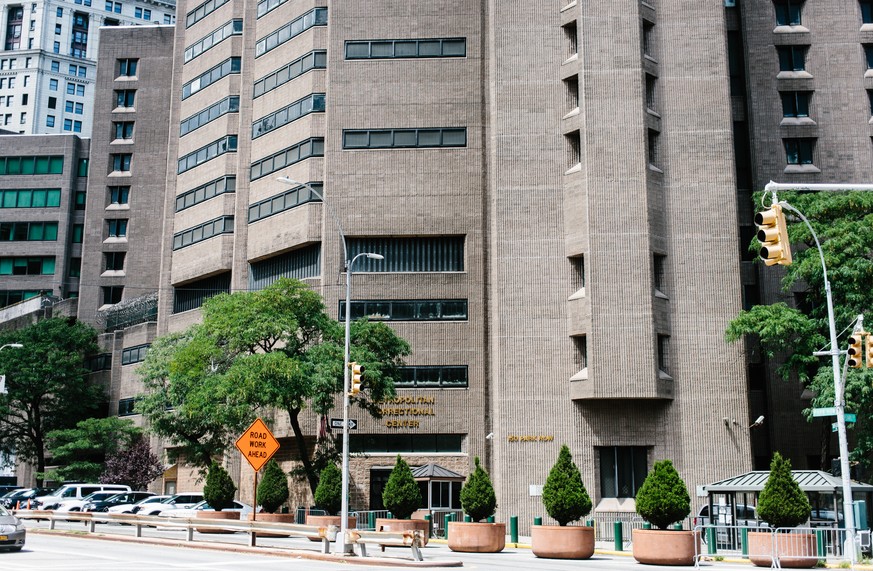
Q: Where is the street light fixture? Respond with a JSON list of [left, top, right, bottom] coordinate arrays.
[[0, 343, 22, 394], [277, 176, 383, 554]]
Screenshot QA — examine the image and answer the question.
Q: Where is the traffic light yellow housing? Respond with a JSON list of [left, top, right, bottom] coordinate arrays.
[[755, 204, 792, 266], [867, 336, 873, 368], [848, 335, 864, 368], [349, 362, 364, 395]]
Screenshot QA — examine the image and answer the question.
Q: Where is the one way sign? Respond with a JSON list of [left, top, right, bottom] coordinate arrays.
[[330, 418, 358, 430]]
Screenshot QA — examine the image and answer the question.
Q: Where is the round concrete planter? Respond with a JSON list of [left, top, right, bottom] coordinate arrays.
[[531, 525, 594, 559], [304, 514, 357, 542], [632, 528, 699, 566], [748, 531, 817, 568], [375, 518, 430, 545], [195, 510, 240, 533], [248, 512, 295, 537], [447, 521, 506, 553]]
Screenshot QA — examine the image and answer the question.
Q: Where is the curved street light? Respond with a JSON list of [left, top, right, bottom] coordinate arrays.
[[277, 176, 383, 553]]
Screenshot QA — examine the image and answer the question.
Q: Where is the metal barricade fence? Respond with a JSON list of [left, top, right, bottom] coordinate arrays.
[[429, 509, 464, 539], [594, 514, 646, 548], [295, 507, 327, 524], [350, 510, 393, 531], [693, 525, 850, 568]]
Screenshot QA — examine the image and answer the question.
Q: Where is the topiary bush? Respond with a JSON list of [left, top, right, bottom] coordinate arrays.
[[382, 455, 422, 520], [542, 444, 592, 526], [203, 461, 237, 511], [460, 456, 497, 522], [635, 459, 690, 530], [313, 462, 342, 516], [257, 458, 290, 514], [757, 452, 810, 529]]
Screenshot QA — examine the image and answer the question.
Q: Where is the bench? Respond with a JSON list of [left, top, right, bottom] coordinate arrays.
[[347, 529, 425, 561]]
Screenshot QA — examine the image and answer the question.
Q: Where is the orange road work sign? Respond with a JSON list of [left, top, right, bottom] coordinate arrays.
[[235, 418, 280, 472]]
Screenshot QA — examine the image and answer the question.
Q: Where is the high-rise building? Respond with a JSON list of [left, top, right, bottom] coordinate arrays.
[[0, 0, 175, 136]]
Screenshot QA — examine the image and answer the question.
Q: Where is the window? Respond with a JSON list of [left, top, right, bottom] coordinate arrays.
[[657, 334, 670, 373], [255, 8, 328, 57], [645, 74, 656, 111], [573, 336, 587, 371], [0, 188, 61, 207], [51, 60, 60, 72], [65, 101, 74, 113], [115, 89, 135, 108], [249, 138, 323, 180], [181, 57, 241, 99], [862, 0, 873, 24], [68, 257, 81, 277], [570, 255, 584, 292], [599, 447, 648, 498], [49, 79, 58, 92], [55, 23, 61, 35], [172, 216, 234, 250], [253, 50, 326, 99], [784, 137, 815, 164], [18, 113, 24, 125], [77, 158, 88, 177], [642, 20, 655, 59], [339, 299, 468, 321], [774, 0, 803, 26], [4, 7, 22, 51], [57, 7, 63, 16], [865, 44, 873, 69], [107, 218, 128, 237], [346, 237, 464, 272], [777, 45, 808, 72], [0, 156, 63, 175], [53, 41, 60, 53], [0, 222, 58, 241], [121, 344, 150, 365], [164, 14, 171, 24], [63, 118, 73, 131], [66, 82, 76, 95], [118, 58, 137, 76], [111, 154, 132, 172], [184, 19, 243, 62], [345, 38, 466, 59], [118, 397, 138, 416], [186, 0, 230, 28], [87, 353, 111, 371], [135, 7, 142, 17], [102, 285, 123, 305], [249, 245, 321, 290], [74, 190, 86, 210], [781, 91, 810, 117], [350, 434, 463, 454], [72, 224, 83, 243], [0, 257, 56, 275], [647, 129, 660, 167], [653, 254, 666, 294], [247, 180, 320, 222], [180, 96, 239, 136], [252, 93, 324, 139], [176, 135, 237, 174], [104, 251, 126, 272], [342, 128, 466, 150], [257, 0, 289, 18], [113, 121, 134, 140], [173, 272, 231, 313], [108, 186, 129, 205], [76, 84, 84, 96], [176, 176, 235, 211], [396, 366, 468, 389], [46, 115, 54, 127]]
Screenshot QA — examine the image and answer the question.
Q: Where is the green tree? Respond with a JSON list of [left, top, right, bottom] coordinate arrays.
[[313, 462, 342, 516], [257, 458, 289, 514], [726, 191, 873, 467], [382, 455, 422, 520], [43, 417, 142, 482], [757, 452, 810, 529], [203, 461, 237, 511], [634, 459, 690, 530], [0, 317, 102, 484], [542, 444, 592, 526], [460, 456, 497, 522], [137, 278, 409, 492]]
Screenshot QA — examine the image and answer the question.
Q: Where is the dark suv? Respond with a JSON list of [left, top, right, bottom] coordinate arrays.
[[84, 491, 154, 512]]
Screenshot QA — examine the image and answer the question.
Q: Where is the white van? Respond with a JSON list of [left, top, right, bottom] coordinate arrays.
[[33, 483, 131, 510]]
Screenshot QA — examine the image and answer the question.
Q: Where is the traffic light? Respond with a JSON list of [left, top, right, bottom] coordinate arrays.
[[349, 362, 364, 395], [755, 204, 792, 266], [848, 334, 864, 368], [867, 335, 873, 368]]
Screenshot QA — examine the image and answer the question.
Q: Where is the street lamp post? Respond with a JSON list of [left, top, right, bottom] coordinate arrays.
[[277, 176, 382, 554], [0, 343, 22, 394]]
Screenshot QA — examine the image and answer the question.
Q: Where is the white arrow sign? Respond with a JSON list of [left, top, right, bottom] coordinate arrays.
[[330, 418, 358, 430]]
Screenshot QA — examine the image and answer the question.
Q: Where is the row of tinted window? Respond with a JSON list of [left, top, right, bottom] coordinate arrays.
[[180, 96, 239, 136], [785, 137, 815, 164], [350, 434, 462, 453], [343, 128, 466, 149], [256, 0, 288, 18], [250, 138, 324, 181], [249, 244, 320, 290], [172, 215, 234, 250], [177, 135, 237, 174], [184, 19, 242, 62], [87, 352, 111, 371], [0, 257, 55, 275], [0, 290, 41, 308], [0, 222, 58, 241], [182, 57, 240, 99], [176, 176, 235, 212], [248, 181, 321, 223], [0, 189, 61, 208], [254, 50, 326, 99], [0, 156, 63, 175], [186, 0, 229, 28], [339, 299, 467, 321], [121, 344, 150, 365], [252, 93, 324, 139], [255, 7, 327, 57], [173, 272, 231, 313], [397, 366, 468, 389], [118, 397, 138, 416], [347, 237, 464, 272], [345, 38, 465, 59]]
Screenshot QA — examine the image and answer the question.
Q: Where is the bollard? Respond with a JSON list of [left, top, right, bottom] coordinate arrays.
[[510, 516, 518, 544], [534, 516, 542, 526], [425, 514, 432, 538], [368, 511, 376, 531], [446, 513, 454, 540], [486, 516, 494, 523], [586, 518, 594, 527], [673, 523, 682, 531], [741, 527, 749, 557], [643, 522, 652, 530], [464, 514, 472, 523], [815, 529, 826, 558], [706, 527, 717, 556], [614, 521, 623, 551]]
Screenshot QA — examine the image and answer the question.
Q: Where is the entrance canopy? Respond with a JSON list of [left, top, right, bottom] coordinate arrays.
[[411, 464, 465, 482], [703, 470, 873, 495]]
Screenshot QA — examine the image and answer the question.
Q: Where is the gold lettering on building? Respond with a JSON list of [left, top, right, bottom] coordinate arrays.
[[507, 435, 555, 443]]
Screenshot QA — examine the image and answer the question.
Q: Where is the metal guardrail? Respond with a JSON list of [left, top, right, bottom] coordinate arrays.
[[14, 509, 425, 561]]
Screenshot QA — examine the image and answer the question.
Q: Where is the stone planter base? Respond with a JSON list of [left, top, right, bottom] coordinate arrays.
[[748, 531, 818, 568], [248, 512, 295, 537], [304, 515, 357, 542], [531, 525, 594, 559], [447, 521, 506, 553], [195, 510, 240, 533], [375, 518, 430, 545], [632, 528, 699, 566]]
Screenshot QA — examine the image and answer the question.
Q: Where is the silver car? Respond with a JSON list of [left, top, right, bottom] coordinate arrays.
[[0, 504, 25, 552]]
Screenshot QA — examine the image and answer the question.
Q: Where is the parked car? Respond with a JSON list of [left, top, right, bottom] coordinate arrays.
[[135, 493, 203, 516], [33, 483, 131, 510], [107, 495, 171, 515], [55, 491, 125, 513], [810, 508, 844, 528], [160, 500, 256, 519], [1, 487, 54, 509], [0, 486, 21, 496], [84, 491, 154, 513], [0, 504, 25, 551]]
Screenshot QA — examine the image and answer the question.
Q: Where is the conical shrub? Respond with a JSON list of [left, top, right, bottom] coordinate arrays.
[[257, 458, 289, 514], [635, 459, 690, 530], [460, 456, 497, 522], [382, 455, 422, 520], [542, 444, 592, 526], [203, 461, 237, 511], [313, 462, 342, 516], [757, 452, 810, 528]]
